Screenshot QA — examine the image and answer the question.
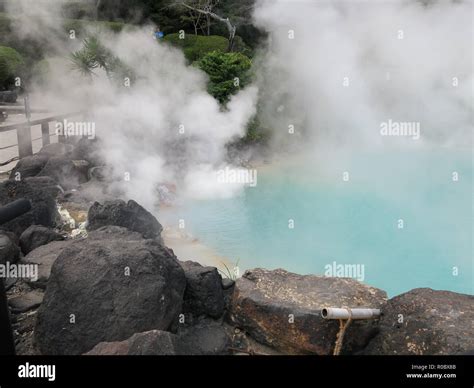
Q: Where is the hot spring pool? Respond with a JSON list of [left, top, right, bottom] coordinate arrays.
[[163, 148, 473, 297]]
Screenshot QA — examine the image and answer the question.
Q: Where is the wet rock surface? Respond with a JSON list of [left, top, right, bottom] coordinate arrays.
[[228, 268, 387, 355]]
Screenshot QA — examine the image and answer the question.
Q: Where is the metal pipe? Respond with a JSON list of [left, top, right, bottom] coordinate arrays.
[[321, 307, 381, 320]]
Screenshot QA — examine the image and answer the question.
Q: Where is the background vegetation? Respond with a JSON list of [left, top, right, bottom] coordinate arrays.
[[0, 0, 267, 143]]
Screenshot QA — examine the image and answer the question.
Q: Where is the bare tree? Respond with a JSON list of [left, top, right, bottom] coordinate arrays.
[[176, 0, 236, 51], [95, 0, 102, 21], [202, 0, 220, 36], [181, 0, 205, 36]]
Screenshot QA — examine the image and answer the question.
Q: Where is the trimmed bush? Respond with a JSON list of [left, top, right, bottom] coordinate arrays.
[[0, 46, 23, 90], [163, 34, 228, 62], [197, 50, 251, 104]]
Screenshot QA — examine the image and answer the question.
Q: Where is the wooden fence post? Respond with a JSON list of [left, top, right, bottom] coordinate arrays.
[[41, 122, 50, 146], [16, 125, 33, 158], [57, 120, 66, 144]]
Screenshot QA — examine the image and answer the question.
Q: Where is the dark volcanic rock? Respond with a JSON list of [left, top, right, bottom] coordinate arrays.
[[34, 226, 186, 355], [24, 177, 63, 198], [0, 179, 59, 237], [0, 231, 20, 264], [9, 154, 50, 179], [181, 261, 225, 319], [86, 323, 230, 355], [178, 322, 230, 355], [228, 268, 387, 355], [38, 143, 74, 157], [87, 166, 112, 182], [363, 288, 474, 355], [222, 278, 235, 290], [37, 156, 88, 190], [85, 330, 181, 355], [87, 200, 163, 240], [71, 138, 102, 166], [9, 290, 44, 313], [21, 240, 73, 288], [19, 225, 64, 255]]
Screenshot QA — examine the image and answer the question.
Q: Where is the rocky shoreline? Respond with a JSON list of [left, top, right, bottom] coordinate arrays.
[[1, 139, 473, 355]]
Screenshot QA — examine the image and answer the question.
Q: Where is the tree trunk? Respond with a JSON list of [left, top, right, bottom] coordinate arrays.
[[178, 3, 237, 51], [228, 24, 236, 52], [96, 0, 102, 21]]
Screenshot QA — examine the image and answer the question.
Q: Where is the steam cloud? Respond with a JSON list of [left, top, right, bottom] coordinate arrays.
[[253, 0, 472, 150], [5, 0, 258, 210], [4, 0, 472, 210]]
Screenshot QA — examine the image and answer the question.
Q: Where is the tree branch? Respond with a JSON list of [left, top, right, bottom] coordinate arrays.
[[175, 1, 236, 51]]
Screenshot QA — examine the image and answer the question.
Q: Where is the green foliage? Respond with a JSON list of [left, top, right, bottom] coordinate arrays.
[[232, 35, 252, 57], [0, 46, 24, 90], [218, 259, 240, 280], [70, 35, 133, 85], [197, 51, 251, 104], [243, 116, 270, 144], [164, 33, 228, 62]]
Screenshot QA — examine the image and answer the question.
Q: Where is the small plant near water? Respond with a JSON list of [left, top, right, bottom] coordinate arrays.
[[218, 259, 240, 280]]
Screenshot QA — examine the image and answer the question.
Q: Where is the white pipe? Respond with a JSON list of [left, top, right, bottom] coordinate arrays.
[[321, 308, 381, 320]]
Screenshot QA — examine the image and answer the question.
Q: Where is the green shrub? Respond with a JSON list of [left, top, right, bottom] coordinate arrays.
[[232, 35, 252, 57], [163, 33, 228, 62], [0, 46, 24, 90], [197, 50, 251, 104]]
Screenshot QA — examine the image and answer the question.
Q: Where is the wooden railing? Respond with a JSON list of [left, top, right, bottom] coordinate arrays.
[[0, 111, 85, 159]]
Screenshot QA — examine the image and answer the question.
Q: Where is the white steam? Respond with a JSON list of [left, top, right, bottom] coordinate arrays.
[[253, 0, 473, 150], [5, 0, 258, 209]]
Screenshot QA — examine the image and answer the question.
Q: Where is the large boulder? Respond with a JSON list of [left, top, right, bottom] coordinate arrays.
[[34, 226, 186, 355], [21, 240, 73, 288], [228, 268, 387, 355], [9, 154, 50, 179], [0, 179, 59, 237], [87, 200, 163, 240], [37, 156, 88, 190], [363, 288, 474, 355], [19, 225, 64, 255], [180, 261, 225, 319], [0, 231, 20, 264]]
